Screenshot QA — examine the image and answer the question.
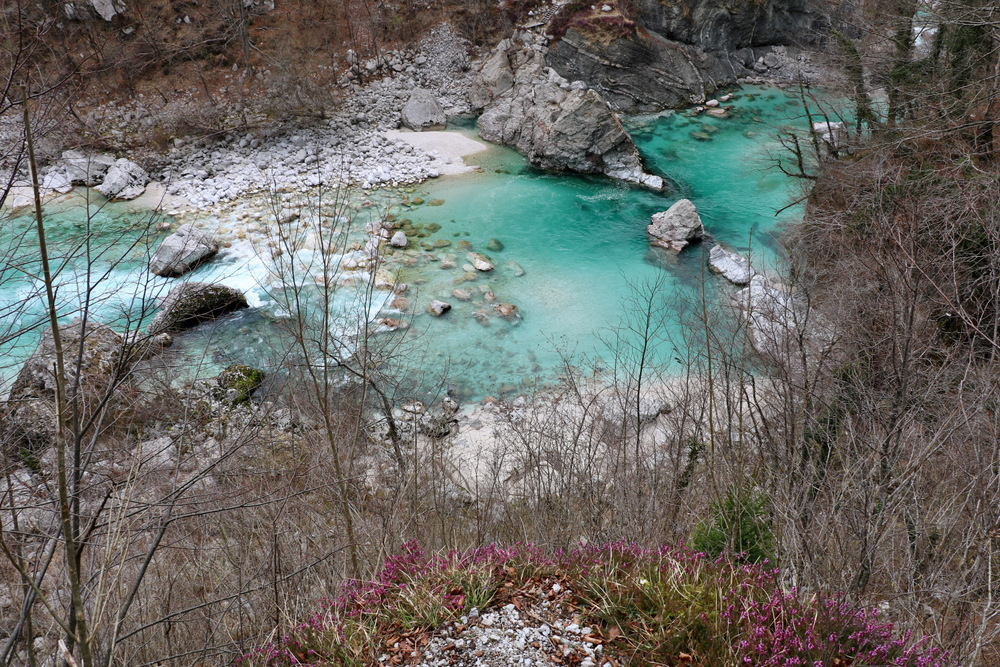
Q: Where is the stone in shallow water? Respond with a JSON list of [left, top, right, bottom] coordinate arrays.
[[433, 239, 452, 248], [486, 238, 504, 252], [708, 245, 754, 285], [149, 282, 249, 334], [425, 223, 442, 232], [647, 199, 704, 252], [390, 231, 408, 247], [468, 252, 494, 272], [149, 224, 219, 277], [495, 303, 520, 320], [427, 199, 445, 206], [504, 261, 526, 277], [452, 288, 472, 301], [428, 300, 452, 316]]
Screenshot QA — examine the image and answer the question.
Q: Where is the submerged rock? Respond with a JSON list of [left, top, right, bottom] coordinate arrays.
[[149, 224, 219, 277], [495, 303, 521, 320], [647, 199, 704, 252], [452, 288, 472, 301], [401, 89, 447, 131], [709, 245, 754, 285], [149, 282, 249, 334], [95, 158, 149, 200]]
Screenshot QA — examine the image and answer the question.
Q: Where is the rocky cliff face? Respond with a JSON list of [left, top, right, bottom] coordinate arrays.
[[634, 0, 824, 53], [473, 32, 663, 189], [545, 0, 830, 112]]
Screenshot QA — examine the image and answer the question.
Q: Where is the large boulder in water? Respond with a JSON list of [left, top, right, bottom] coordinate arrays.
[[474, 35, 663, 190], [149, 224, 219, 277], [401, 89, 447, 131], [648, 199, 704, 252], [96, 158, 149, 200], [149, 282, 248, 334]]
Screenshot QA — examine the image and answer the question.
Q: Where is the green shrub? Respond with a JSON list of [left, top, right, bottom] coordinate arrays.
[[692, 482, 775, 564]]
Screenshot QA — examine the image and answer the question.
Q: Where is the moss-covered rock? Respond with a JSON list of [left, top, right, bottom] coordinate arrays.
[[215, 364, 265, 405]]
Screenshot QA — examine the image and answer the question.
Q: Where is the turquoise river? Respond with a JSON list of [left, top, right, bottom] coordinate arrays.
[[0, 87, 816, 400]]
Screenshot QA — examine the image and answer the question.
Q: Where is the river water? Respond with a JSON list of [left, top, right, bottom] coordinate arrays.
[[0, 86, 815, 400]]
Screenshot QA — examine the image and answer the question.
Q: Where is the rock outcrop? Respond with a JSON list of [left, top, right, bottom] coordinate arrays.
[[647, 199, 704, 252], [2, 321, 126, 448], [149, 224, 219, 277], [401, 89, 447, 131], [96, 158, 149, 200], [149, 282, 249, 334], [737, 275, 835, 371], [544, 0, 829, 113], [473, 33, 663, 189]]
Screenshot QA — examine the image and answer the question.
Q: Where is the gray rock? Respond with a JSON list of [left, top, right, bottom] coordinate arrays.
[[401, 89, 447, 131], [149, 224, 219, 277], [90, 0, 125, 21], [428, 300, 452, 316], [467, 252, 494, 272], [469, 49, 515, 110], [3, 321, 125, 449], [647, 199, 704, 252], [41, 169, 74, 194], [149, 282, 249, 334], [813, 121, 848, 150], [737, 275, 834, 369], [709, 245, 753, 285], [95, 158, 149, 200], [476, 37, 662, 189], [390, 231, 409, 247], [60, 150, 115, 185]]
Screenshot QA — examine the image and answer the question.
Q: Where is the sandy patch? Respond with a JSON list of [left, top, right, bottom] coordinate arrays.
[[382, 129, 488, 175]]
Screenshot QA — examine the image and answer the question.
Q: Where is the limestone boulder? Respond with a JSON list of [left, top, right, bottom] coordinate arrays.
[[708, 245, 754, 285], [647, 199, 704, 252], [475, 36, 663, 190], [149, 224, 219, 277], [60, 150, 116, 185], [428, 300, 452, 317], [149, 282, 249, 334], [401, 89, 447, 131], [467, 252, 494, 272], [95, 158, 149, 200]]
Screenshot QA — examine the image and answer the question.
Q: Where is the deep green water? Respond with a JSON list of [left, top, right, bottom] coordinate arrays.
[[0, 87, 815, 400]]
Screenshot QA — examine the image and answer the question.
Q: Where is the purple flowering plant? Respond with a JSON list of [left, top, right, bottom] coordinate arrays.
[[241, 541, 954, 667]]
